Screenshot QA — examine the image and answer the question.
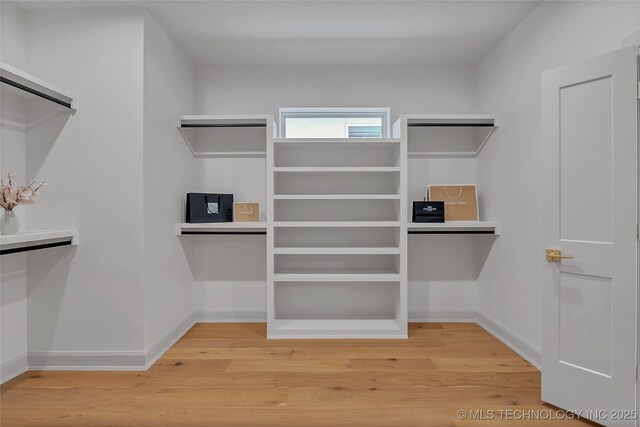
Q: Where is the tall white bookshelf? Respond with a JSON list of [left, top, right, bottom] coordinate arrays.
[[268, 138, 408, 338]]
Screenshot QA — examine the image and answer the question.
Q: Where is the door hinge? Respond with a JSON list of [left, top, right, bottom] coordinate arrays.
[[637, 81, 640, 99]]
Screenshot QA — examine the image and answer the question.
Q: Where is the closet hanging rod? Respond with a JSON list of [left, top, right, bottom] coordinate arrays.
[[408, 230, 495, 235], [181, 123, 267, 128], [181, 231, 267, 235], [1, 76, 73, 109], [0, 239, 73, 256], [407, 123, 494, 127]]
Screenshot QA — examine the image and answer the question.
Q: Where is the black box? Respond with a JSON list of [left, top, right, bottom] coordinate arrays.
[[412, 201, 445, 223], [186, 193, 233, 223]]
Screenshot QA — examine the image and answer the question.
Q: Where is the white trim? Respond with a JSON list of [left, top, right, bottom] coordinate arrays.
[[196, 309, 267, 322], [3, 309, 541, 382], [476, 311, 541, 369], [144, 311, 196, 369], [0, 353, 28, 383], [408, 308, 477, 322]]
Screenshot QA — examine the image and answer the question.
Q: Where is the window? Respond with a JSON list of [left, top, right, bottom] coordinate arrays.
[[279, 108, 390, 139]]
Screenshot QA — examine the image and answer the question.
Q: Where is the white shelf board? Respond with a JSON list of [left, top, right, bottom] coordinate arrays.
[[1, 62, 76, 111], [408, 221, 501, 235], [1, 229, 78, 254], [177, 114, 274, 158], [401, 114, 499, 157], [191, 151, 266, 158], [177, 222, 267, 235], [180, 115, 271, 127], [274, 273, 401, 282], [274, 166, 400, 173], [274, 221, 401, 228], [273, 194, 401, 200], [274, 247, 400, 255], [273, 319, 401, 331], [274, 138, 400, 145], [403, 114, 498, 127]]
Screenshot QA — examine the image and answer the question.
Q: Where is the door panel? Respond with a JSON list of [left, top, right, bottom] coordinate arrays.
[[542, 46, 637, 426], [560, 76, 613, 243]]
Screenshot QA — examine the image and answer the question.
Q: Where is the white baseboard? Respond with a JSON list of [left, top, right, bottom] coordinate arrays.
[[409, 308, 477, 322], [144, 311, 196, 369], [1, 353, 28, 383], [27, 312, 197, 373], [196, 308, 266, 322], [476, 311, 541, 369], [4, 308, 541, 383]]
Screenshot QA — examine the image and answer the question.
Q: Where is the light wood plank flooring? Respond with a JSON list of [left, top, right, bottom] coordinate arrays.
[[1, 323, 598, 426]]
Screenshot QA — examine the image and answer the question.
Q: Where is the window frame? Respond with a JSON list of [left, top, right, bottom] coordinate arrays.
[[279, 107, 391, 139]]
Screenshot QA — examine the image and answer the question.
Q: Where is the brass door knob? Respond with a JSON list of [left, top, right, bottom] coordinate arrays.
[[546, 249, 574, 262]]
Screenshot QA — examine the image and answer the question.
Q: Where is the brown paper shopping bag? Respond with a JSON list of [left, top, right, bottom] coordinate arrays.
[[233, 202, 260, 222], [427, 185, 478, 221]]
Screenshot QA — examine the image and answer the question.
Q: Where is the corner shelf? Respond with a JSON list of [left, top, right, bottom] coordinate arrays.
[[1, 62, 76, 111], [407, 221, 501, 235], [0, 230, 79, 255], [400, 114, 499, 158], [176, 222, 267, 236], [177, 115, 274, 157]]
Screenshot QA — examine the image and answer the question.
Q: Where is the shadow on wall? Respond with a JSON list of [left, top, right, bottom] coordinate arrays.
[[185, 236, 267, 281], [25, 247, 76, 355], [26, 112, 72, 178], [408, 234, 497, 281]]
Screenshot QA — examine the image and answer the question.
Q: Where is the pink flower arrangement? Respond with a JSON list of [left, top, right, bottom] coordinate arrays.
[[0, 173, 46, 211]]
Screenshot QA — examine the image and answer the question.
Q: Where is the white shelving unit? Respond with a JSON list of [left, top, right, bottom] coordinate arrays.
[[269, 136, 407, 339], [174, 112, 501, 340], [0, 230, 79, 255]]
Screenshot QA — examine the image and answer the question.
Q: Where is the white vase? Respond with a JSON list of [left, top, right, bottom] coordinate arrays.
[[1, 210, 19, 234]]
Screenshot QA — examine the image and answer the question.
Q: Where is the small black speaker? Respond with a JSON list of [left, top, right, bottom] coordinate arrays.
[[412, 201, 445, 223], [186, 193, 233, 223]]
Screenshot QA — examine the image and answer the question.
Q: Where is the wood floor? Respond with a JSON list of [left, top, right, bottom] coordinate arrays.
[[1, 323, 597, 427]]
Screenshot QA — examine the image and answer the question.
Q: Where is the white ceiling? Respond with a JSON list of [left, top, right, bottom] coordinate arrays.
[[17, 1, 541, 65]]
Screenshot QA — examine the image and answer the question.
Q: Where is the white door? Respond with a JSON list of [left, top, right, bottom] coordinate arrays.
[[542, 46, 638, 426]]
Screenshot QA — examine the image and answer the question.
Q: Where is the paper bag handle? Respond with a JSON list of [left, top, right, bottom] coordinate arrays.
[[443, 186, 463, 200]]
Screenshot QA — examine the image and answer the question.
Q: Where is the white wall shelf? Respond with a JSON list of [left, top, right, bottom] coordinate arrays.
[[408, 221, 501, 235], [274, 221, 401, 228], [398, 114, 499, 158], [274, 273, 401, 282], [176, 222, 267, 235], [0, 62, 76, 111], [274, 138, 400, 145], [0, 230, 79, 255], [272, 319, 403, 339], [273, 194, 401, 200], [274, 167, 400, 173], [178, 115, 275, 157], [274, 247, 400, 255]]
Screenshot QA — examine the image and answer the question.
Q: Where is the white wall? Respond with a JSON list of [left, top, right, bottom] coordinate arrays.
[[0, 0, 29, 381], [476, 1, 640, 353], [142, 13, 195, 353], [24, 9, 147, 358], [194, 64, 482, 319]]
